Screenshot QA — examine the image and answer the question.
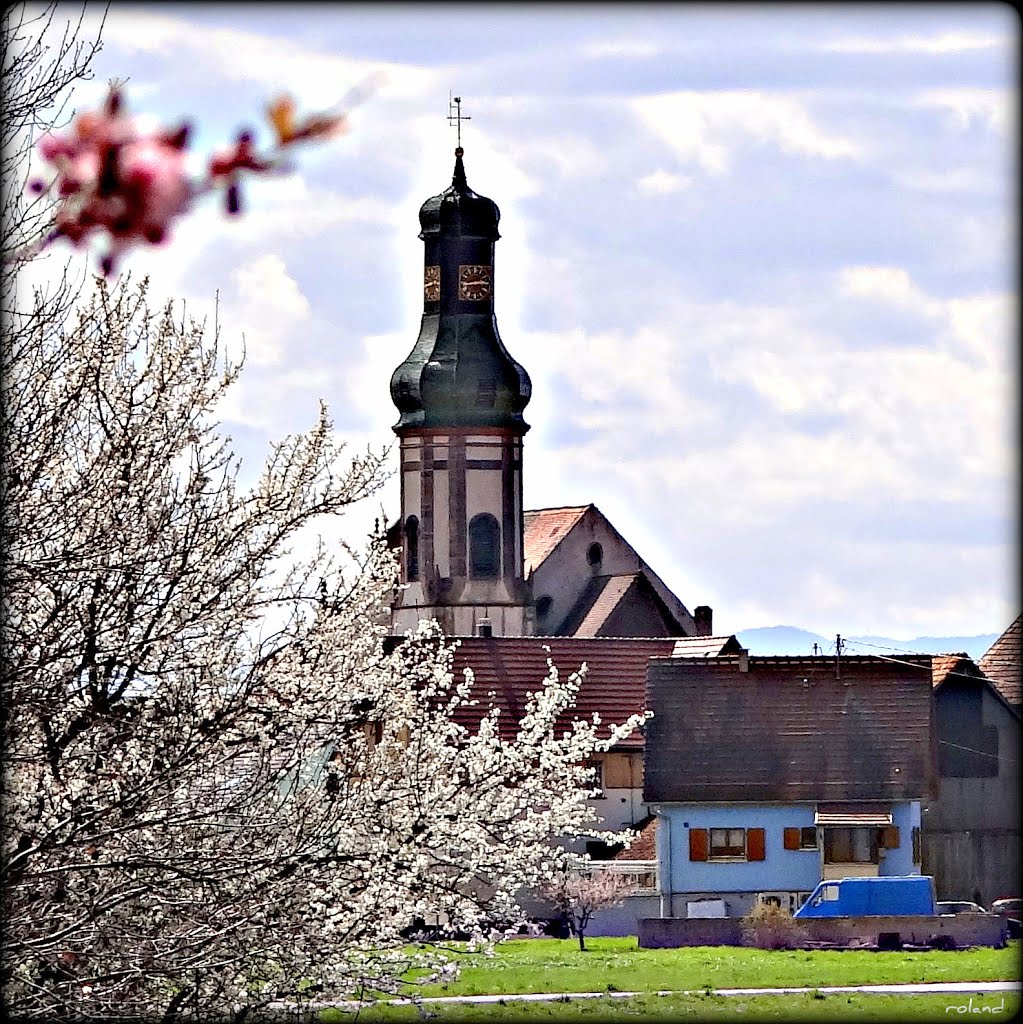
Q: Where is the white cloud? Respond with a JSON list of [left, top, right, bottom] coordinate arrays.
[[890, 168, 989, 194], [226, 254, 310, 367], [837, 264, 934, 312], [820, 30, 1005, 55], [581, 39, 661, 59], [95, 10, 429, 104], [632, 90, 861, 174], [912, 87, 1012, 133], [636, 169, 693, 195], [232, 254, 309, 320], [23, 4, 1013, 640]]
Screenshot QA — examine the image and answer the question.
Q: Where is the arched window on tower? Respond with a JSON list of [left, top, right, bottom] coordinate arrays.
[[469, 513, 501, 580], [405, 516, 420, 582]]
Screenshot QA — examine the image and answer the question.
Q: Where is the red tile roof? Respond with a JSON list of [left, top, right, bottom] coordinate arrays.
[[979, 615, 1021, 707], [450, 635, 676, 748], [932, 654, 971, 688], [575, 575, 637, 634], [614, 814, 658, 861], [523, 505, 590, 575], [671, 635, 745, 658], [557, 574, 639, 636], [644, 654, 936, 803]]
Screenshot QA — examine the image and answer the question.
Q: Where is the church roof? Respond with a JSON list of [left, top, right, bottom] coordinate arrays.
[[523, 505, 590, 575], [978, 614, 1021, 707], [448, 635, 677, 748], [558, 574, 639, 636], [390, 148, 530, 433]]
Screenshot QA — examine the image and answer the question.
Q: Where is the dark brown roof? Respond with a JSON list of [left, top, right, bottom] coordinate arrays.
[[523, 505, 590, 575], [449, 635, 676, 748], [979, 615, 1021, 707], [644, 654, 936, 803]]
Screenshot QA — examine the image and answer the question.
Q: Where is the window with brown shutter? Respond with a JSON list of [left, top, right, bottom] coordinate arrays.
[[689, 828, 708, 861], [881, 825, 900, 849], [747, 827, 766, 861], [709, 828, 745, 859], [784, 828, 800, 850]]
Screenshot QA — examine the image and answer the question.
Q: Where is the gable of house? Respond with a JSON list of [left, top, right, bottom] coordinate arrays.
[[526, 504, 702, 638], [978, 614, 1021, 709]]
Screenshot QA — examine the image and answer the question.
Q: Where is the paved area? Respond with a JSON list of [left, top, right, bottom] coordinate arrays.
[[277, 979, 1020, 1012]]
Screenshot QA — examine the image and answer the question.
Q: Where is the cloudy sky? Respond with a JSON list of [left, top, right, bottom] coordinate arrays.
[[34, 2, 1018, 639]]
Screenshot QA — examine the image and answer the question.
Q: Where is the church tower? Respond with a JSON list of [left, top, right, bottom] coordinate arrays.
[[389, 145, 532, 636]]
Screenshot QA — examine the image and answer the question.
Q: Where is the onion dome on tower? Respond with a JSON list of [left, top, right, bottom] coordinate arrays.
[[390, 146, 531, 431], [389, 139, 533, 639]]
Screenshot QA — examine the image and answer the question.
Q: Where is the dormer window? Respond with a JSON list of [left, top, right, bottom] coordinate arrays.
[[469, 513, 500, 579], [405, 516, 420, 582]]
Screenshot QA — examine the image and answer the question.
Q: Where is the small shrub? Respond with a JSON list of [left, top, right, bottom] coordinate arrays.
[[739, 902, 807, 950]]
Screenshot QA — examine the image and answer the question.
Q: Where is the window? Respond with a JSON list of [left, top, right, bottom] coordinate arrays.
[[475, 379, 497, 409], [587, 542, 603, 567], [824, 827, 876, 863], [690, 827, 765, 862], [785, 826, 819, 851], [709, 828, 746, 860], [405, 516, 420, 581], [535, 594, 552, 619], [585, 760, 605, 798], [469, 513, 500, 579]]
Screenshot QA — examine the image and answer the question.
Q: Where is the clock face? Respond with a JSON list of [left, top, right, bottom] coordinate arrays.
[[424, 265, 440, 302], [458, 264, 492, 301]]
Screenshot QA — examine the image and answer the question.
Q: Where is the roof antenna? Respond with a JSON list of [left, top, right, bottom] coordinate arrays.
[[448, 92, 471, 150]]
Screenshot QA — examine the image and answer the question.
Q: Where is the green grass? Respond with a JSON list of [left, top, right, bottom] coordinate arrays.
[[395, 937, 1020, 998], [319, 991, 1021, 1022]]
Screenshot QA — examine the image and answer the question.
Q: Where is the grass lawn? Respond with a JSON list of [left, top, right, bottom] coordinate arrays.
[[319, 991, 1021, 1022], [395, 937, 1021, 998]]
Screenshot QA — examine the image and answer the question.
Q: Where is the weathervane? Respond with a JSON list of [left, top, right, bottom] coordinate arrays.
[[447, 93, 471, 148]]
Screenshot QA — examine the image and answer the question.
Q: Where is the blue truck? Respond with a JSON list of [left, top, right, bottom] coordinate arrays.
[[794, 875, 936, 919]]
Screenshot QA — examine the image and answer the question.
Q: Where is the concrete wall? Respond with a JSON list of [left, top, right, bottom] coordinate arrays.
[[393, 431, 530, 637], [639, 914, 1008, 949]]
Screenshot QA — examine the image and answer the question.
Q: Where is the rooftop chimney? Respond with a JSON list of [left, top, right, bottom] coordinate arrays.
[[694, 605, 713, 636]]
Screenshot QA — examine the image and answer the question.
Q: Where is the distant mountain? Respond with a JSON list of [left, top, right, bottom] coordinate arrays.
[[735, 625, 998, 662]]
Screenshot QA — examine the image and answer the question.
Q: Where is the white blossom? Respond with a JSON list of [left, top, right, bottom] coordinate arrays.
[[1, 11, 647, 1019]]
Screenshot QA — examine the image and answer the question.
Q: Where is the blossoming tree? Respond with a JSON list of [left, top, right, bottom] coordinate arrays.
[[1, 273, 645, 1020], [1, 9, 646, 1020]]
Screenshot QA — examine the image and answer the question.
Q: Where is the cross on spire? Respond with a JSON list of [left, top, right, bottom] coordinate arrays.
[[447, 93, 471, 148]]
